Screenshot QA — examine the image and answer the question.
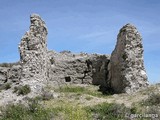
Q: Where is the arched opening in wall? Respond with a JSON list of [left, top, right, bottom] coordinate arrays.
[[65, 76, 71, 82]]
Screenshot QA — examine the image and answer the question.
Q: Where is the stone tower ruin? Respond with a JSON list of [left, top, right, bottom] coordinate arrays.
[[108, 24, 149, 93], [19, 14, 48, 92]]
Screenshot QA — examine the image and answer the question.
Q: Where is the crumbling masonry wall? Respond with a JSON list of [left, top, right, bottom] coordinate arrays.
[[19, 14, 48, 92], [108, 24, 149, 93]]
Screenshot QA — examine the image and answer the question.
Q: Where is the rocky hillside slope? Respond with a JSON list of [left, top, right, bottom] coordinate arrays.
[[0, 83, 159, 120]]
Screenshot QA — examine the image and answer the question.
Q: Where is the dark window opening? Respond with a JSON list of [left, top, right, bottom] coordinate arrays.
[[65, 76, 71, 82]]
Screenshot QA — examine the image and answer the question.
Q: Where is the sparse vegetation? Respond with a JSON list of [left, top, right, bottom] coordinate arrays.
[[0, 63, 11, 67], [85, 102, 132, 120], [137, 93, 160, 118], [56, 85, 106, 97], [144, 93, 160, 106], [57, 86, 85, 93], [85, 96, 93, 101], [0, 99, 53, 120], [13, 86, 18, 93], [4, 83, 11, 90], [13, 85, 31, 95], [51, 104, 91, 120], [0, 83, 12, 91]]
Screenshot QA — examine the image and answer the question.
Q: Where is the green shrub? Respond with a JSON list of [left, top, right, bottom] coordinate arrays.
[[18, 85, 31, 95], [85, 96, 93, 101], [13, 85, 31, 95], [4, 83, 11, 90], [0, 83, 12, 91], [27, 98, 41, 113], [13, 86, 18, 93], [130, 107, 137, 114]]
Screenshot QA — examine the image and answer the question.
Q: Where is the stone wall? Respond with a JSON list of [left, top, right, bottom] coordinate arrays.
[[47, 51, 110, 88]]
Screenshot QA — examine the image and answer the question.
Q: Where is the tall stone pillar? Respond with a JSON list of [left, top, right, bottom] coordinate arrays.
[[109, 24, 149, 93], [19, 14, 48, 92]]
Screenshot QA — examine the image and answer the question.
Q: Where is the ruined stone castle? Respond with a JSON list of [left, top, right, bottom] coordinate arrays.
[[0, 14, 149, 96]]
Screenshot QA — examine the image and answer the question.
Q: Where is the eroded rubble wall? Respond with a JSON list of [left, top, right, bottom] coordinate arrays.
[[19, 14, 48, 92], [108, 24, 149, 93]]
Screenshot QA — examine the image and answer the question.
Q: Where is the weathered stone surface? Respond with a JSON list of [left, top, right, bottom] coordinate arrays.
[[109, 23, 149, 93], [47, 51, 110, 88], [19, 14, 48, 93], [0, 63, 21, 84], [8, 65, 21, 83]]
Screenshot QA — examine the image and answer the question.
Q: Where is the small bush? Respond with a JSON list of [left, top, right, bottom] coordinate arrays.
[[18, 85, 31, 95], [130, 107, 137, 114], [13, 86, 19, 93], [4, 83, 11, 90], [27, 98, 40, 113], [0, 83, 12, 91], [13, 85, 31, 95], [85, 96, 93, 101]]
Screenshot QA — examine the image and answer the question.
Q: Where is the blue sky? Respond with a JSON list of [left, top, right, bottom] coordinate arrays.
[[0, 0, 159, 83]]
